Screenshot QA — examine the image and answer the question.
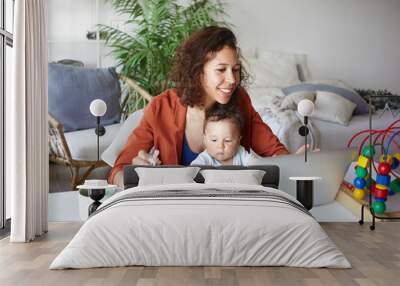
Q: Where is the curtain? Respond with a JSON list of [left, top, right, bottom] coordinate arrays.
[[8, 0, 48, 242]]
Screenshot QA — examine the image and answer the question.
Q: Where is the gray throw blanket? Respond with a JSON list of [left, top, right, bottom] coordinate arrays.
[[255, 94, 320, 153], [91, 189, 312, 218]]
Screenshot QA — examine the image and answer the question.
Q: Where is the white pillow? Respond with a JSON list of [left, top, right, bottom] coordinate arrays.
[[257, 50, 311, 81], [101, 109, 144, 166], [135, 167, 200, 186], [244, 55, 300, 88], [200, 169, 266, 185], [305, 79, 355, 91], [240, 47, 257, 60], [311, 91, 357, 126], [281, 91, 316, 110], [246, 86, 285, 108]]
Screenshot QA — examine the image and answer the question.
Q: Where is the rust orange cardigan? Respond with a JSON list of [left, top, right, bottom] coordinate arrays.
[[108, 88, 289, 183]]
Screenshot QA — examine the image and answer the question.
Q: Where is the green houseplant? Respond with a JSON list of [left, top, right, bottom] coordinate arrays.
[[99, 0, 228, 115]]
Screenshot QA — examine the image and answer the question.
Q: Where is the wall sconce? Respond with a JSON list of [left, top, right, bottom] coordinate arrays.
[[297, 99, 314, 162], [90, 99, 107, 161]]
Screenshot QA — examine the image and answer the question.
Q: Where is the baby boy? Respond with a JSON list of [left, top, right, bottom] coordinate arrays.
[[190, 105, 258, 166]]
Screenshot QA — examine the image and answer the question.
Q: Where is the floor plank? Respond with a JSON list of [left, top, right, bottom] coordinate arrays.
[[1, 222, 399, 286]]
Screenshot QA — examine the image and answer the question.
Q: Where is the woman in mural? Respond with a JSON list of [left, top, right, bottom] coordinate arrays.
[[109, 26, 302, 187]]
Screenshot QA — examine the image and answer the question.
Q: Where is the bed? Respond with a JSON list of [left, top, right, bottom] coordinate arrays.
[[313, 110, 398, 150], [242, 49, 399, 152], [50, 165, 350, 269], [247, 84, 399, 153]]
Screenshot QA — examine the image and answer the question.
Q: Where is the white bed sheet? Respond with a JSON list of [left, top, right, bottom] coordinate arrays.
[[313, 110, 396, 150], [50, 183, 350, 269]]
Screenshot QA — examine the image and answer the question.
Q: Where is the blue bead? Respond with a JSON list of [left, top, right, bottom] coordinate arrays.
[[389, 189, 396, 196], [392, 158, 400, 169], [376, 174, 391, 186], [353, 177, 366, 189], [374, 197, 386, 202]]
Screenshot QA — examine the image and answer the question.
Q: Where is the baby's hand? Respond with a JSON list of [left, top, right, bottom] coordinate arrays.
[[148, 148, 160, 166], [295, 144, 309, 154], [132, 149, 162, 166], [295, 144, 320, 154]]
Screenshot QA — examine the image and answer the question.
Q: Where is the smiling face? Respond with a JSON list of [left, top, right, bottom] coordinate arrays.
[[201, 46, 241, 108], [203, 119, 241, 165]]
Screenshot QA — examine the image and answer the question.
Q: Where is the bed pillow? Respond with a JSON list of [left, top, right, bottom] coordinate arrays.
[[48, 63, 121, 132], [124, 165, 280, 189], [281, 91, 316, 110], [246, 86, 286, 109], [257, 50, 311, 81], [245, 56, 300, 88], [311, 91, 357, 126], [135, 167, 200, 186], [282, 82, 369, 115], [200, 169, 266, 185]]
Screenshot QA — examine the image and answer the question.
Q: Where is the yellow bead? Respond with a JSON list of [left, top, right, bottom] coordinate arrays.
[[379, 154, 393, 165], [394, 153, 400, 161], [353, 188, 366, 200], [357, 155, 370, 169], [375, 184, 388, 190]]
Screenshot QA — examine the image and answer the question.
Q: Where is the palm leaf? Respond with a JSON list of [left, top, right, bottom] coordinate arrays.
[[102, 0, 228, 114]]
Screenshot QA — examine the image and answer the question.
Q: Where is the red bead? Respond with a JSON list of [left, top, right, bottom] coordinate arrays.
[[375, 188, 388, 199], [378, 162, 391, 176], [371, 182, 377, 195]]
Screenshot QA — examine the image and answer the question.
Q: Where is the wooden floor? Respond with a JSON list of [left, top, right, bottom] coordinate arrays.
[[1, 222, 400, 286]]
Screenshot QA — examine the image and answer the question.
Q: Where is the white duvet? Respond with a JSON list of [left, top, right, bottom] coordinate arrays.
[[50, 183, 350, 269]]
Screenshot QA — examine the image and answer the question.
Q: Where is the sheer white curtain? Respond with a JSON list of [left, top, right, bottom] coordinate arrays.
[[8, 0, 48, 242]]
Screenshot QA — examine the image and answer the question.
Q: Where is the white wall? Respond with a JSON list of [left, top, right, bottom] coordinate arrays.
[[225, 0, 400, 93], [48, 0, 126, 68], [48, 0, 400, 93]]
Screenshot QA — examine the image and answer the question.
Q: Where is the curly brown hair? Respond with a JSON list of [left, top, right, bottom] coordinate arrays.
[[204, 104, 244, 133], [169, 26, 249, 107]]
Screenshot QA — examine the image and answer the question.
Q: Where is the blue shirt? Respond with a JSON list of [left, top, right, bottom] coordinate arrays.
[[181, 136, 199, 166]]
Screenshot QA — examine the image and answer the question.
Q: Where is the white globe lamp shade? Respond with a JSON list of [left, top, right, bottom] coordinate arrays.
[[297, 99, 314, 117], [90, 99, 107, 117]]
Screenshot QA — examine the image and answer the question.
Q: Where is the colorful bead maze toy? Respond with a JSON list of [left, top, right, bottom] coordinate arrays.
[[347, 105, 400, 230]]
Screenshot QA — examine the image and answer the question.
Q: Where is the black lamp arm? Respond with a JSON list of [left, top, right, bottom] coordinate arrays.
[[94, 116, 106, 162], [95, 116, 106, 136], [298, 116, 309, 162]]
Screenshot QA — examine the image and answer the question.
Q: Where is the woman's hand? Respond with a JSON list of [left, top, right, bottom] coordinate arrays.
[[113, 149, 161, 189], [113, 171, 124, 189], [132, 149, 162, 165], [295, 144, 320, 154]]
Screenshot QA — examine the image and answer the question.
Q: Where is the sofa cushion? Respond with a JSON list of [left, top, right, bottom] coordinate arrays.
[[101, 109, 144, 166], [48, 63, 121, 132], [64, 123, 121, 161]]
